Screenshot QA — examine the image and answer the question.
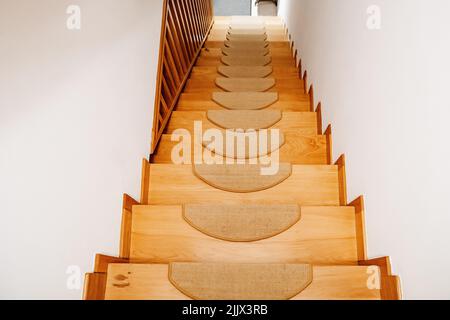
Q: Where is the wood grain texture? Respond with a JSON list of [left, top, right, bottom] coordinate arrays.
[[316, 102, 323, 135], [120, 194, 140, 259], [146, 164, 340, 206], [83, 273, 107, 300], [140, 159, 151, 204], [186, 77, 302, 93], [152, 133, 328, 165], [303, 70, 308, 94], [308, 85, 314, 112], [166, 111, 319, 136], [192, 65, 300, 78], [217, 66, 273, 78], [130, 205, 359, 265], [215, 77, 276, 92], [221, 55, 272, 67], [349, 196, 368, 261], [176, 92, 310, 112], [325, 125, 333, 165], [335, 155, 348, 206], [104, 264, 381, 300], [359, 257, 402, 300], [151, 0, 214, 153], [94, 254, 128, 273]]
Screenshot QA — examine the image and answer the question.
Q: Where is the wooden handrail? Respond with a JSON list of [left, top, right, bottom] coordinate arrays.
[[151, 0, 214, 154]]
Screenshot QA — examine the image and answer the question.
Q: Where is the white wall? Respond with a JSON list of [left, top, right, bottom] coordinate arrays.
[[279, 0, 450, 299], [0, 0, 163, 299]]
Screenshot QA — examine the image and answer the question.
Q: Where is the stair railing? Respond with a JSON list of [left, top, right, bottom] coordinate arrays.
[[151, 0, 214, 153]]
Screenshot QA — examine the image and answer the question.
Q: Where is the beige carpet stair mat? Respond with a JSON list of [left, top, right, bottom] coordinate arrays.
[[193, 163, 292, 193], [169, 263, 313, 300], [202, 130, 285, 159], [212, 92, 279, 110], [207, 110, 282, 130], [183, 204, 301, 242], [216, 78, 276, 92], [221, 55, 272, 67], [222, 47, 270, 57], [227, 34, 268, 42], [218, 66, 273, 78], [224, 41, 269, 49]]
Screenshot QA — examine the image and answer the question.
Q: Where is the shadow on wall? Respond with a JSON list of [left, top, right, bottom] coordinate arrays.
[[214, 0, 252, 16]]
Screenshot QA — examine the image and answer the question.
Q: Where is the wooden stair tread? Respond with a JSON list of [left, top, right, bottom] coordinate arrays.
[[213, 47, 292, 58], [215, 78, 276, 92], [207, 40, 291, 50], [84, 14, 401, 302], [166, 111, 319, 135], [218, 66, 273, 78], [105, 264, 381, 300], [185, 78, 303, 93], [176, 93, 310, 112], [198, 52, 294, 67], [221, 47, 270, 57], [192, 65, 299, 78], [226, 34, 268, 42], [146, 164, 340, 206], [221, 55, 272, 67], [130, 205, 359, 265], [152, 133, 328, 165]]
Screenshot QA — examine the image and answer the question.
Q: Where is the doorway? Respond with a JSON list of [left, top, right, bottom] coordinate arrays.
[[213, 0, 252, 16]]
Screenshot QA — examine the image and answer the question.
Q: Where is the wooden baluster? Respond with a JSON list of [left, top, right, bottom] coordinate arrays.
[[151, 0, 214, 153]]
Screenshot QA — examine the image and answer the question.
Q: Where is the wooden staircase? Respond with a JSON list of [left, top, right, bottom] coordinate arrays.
[[83, 9, 401, 301]]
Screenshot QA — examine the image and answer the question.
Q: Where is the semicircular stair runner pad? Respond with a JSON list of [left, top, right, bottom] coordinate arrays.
[[169, 263, 313, 300], [222, 47, 270, 57], [207, 110, 282, 130], [212, 92, 279, 110], [218, 66, 273, 78], [216, 78, 276, 92], [193, 163, 292, 193], [221, 56, 272, 67], [202, 130, 285, 159], [227, 34, 268, 42], [224, 41, 269, 49], [183, 204, 301, 242]]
